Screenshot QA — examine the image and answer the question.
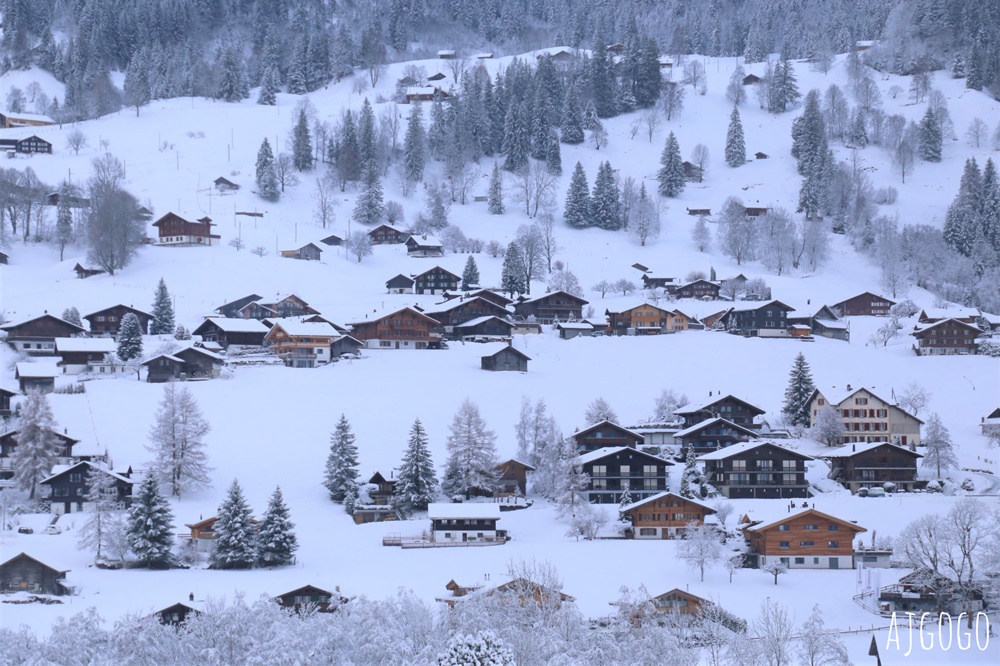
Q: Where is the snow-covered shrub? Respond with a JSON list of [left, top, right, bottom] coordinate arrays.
[[925, 480, 941, 493], [438, 631, 515, 666], [874, 186, 898, 204], [889, 299, 919, 319], [882, 481, 896, 493], [960, 478, 975, 492], [977, 339, 1000, 357]]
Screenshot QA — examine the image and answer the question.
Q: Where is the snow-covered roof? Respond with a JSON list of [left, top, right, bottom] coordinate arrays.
[[577, 446, 671, 466], [408, 235, 443, 248], [197, 317, 269, 333], [517, 290, 586, 305], [175, 345, 224, 361], [911, 318, 982, 334], [479, 343, 530, 359], [84, 304, 153, 319], [555, 322, 593, 330], [0, 314, 86, 332], [454, 316, 512, 329], [54, 337, 117, 353], [674, 417, 759, 440], [919, 306, 980, 321], [821, 441, 922, 458], [269, 319, 340, 337], [674, 394, 762, 416], [14, 360, 61, 378], [141, 354, 184, 365], [620, 491, 716, 515], [427, 503, 502, 520], [41, 460, 134, 485], [424, 297, 506, 315], [696, 440, 812, 461], [405, 86, 439, 96], [726, 299, 793, 313], [3, 111, 54, 123], [745, 508, 866, 534]]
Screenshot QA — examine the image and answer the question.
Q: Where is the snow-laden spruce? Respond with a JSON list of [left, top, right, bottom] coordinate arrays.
[[210, 479, 257, 569], [10, 390, 58, 499], [781, 352, 815, 429], [149, 277, 175, 335], [256, 485, 298, 567], [396, 418, 438, 513], [147, 384, 212, 498], [324, 414, 360, 512], [126, 474, 174, 569], [441, 399, 499, 499]]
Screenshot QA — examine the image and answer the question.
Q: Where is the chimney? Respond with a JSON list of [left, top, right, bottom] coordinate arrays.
[[852, 444, 856, 452], [189, 593, 194, 602], [846, 384, 852, 391]]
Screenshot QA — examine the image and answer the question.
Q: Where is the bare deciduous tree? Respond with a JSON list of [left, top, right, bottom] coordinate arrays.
[[67, 128, 88, 155], [641, 107, 662, 143], [690, 144, 709, 182], [313, 177, 335, 229], [966, 117, 988, 148], [274, 153, 299, 192], [347, 230, 373, 263]]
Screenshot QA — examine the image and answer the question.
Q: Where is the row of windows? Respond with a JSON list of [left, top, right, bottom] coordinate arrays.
[[636, 513, 702, 522], [590, 465, 659, 476], [731, 460, 798, 471], [727, 473, 799, 484], [779, 541, 839, 548], [592, 479, 659, 491], [838, 409, 888, 418], [778, 523, 839, 532], [844, 422, 888, 432]]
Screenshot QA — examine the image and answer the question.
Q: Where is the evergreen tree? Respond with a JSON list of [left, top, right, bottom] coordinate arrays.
[[919, 107, 943, 162], [126, 474, 174, 568], [292, 108, 313, 171], [147, 384, 212, 498], [564, 162, 591, 228], [353, 159, 384, 225], [217, 47, 249, 103], [256, 138, 280, 201], [617, 487, 634, 523], [502, 101, 529, 174], [62, 306, 82, 328], [397, 418, 438, 512], [117, 313, 143, 361], [590, 39, 617, 118], [404, 103, 426, 185], [779, 59, 801, 111], [487, 161, 504, 214], [462, 256, 480, 290], [257, 64, 279, 105], [791, 91, 825, 173], [657, 132, 685, 198], [679, 445, 700, 499], [256, 486, 298, 567], [358, 98, 376, 161], [545, 127, 562, 176], [725, 106, 747, 167], [501, 242, 527, 296], [150, 278, 174, 335], [554, 438, 589, 517], [323, 414, 360, 502], [591, 161, 622, 230], [921, 413, 958, 480], [56, 184, 74, 261], [560, 81, 584, 144], [781, 353, 815, 428], [11, 390, 58, 499], [438, 631, 515, 666], [441, 399, 499, 499], [210, 479, 258, 569], [848, 111, 869, 147]]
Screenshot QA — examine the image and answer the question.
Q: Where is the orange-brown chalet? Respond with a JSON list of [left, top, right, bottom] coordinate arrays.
[[620, 492, 717, 539], [347, 307, 442, 349], [743, 508, 866, 570]]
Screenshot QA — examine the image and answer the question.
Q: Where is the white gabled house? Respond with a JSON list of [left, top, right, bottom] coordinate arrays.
[[427, 503, 502, 543]]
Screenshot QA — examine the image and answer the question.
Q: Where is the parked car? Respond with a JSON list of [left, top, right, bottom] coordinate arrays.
[[17, 526, 33, 534], [867, 487, 886, 498], [44, 525, 62, 535]]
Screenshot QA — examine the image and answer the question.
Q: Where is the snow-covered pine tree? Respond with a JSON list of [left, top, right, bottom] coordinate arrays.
[[725, 106, 746, 167], [679, 445, 700, 499], [585, 397, 618, 424], [292, 108, 313, 171], [358, 98, 377, 161], [501, 242, 527, 297], [590, 40, 617, 118], [210, 479, 258, 569], [590, 161, 622, 230], [257, 64, 279, 105], [428, 94, 447, 159], [502, 101, 529, 174], [56, 183, 74, 261], [11, 390, 58, 499], [778, 59, 801, 111], [61, 306, 82, 327], [545, 126, 562, 176], [77, 466, 124, 562], [404, 102, 426, 186], [848, 110, 868, 147], [441, 399, 499, 499], [256, 138, 280, 201], [353, 159, 384, 225], [117, 313, 143, 361], [781, 353, 815, 428], [217, 47, 248, 102], [657, 132, 685, 197], [921, 413, 958, 480], [919, 107, 943, 162], [437, 630, 515, 666], [563, 162, 591, 228], [126, 473, 174, 568], [617, 487, 634, 523], [554, 437, 589, 517], [397, 418, 438, 512], [560, 81, 584, 144], [146, 383, 212, 498], [462, 256, 480, 290], [487, 161, 504, 214], [323, 414, 360, 502], [256, 486, 298, 567], [150, 278, 174, 335]]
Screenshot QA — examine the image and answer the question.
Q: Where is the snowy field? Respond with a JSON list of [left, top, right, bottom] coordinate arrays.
[[1, 47, 999, 664]]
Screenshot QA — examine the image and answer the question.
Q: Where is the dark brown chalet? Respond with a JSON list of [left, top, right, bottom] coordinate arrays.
[[674, 418, 758, 454], [413, 266, 460, 295], [675, 394, 764, 431], [620, 492, 717, 539], [192, 317, 269, 349], [320, 233, 344, 246], [481, 344, 530, 371], [153, 602, 201, 626], [84, 305, 153, 336], [574, 420, 644, 452], [368, 224, 409, 245], [496, 459, 535, 495], [73, 263, 104, 278], [832, 292, 895, 317], [355, 471, 401, 524], [605, 302, 672, 335], [910, 318, 982, 356], [348, 307, 441, 349], [743, 508, 866, 570], [0, 250, 7, 264], [152, 212, 220, 246], [454, 316, 515, 340], [720, 300, 794, 336], [41, 461, 133, 514], [640, 275, 679, 290], [823, 442, 923, 493], [0, 428, 80, 475], [699, 442, 813, 499], [214, 294, 263, 318], [674, 279, 721, 300], [513, 291, 589, 324], [442, 289, 515, 308], [0, 387, 15, 418], [0, 314, 87, 355], [424, 296, 511, 329], [386, 274, 415, 294], [142, 354, 185, 382], [742, 73, 762, 85], [239, 294, 318, 319], [0, 553, 69, 595], [578, 446, 674, 504], [274, 585, 347, 613]]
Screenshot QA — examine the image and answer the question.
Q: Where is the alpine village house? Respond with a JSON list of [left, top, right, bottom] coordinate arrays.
[[742, 508, 867, 570], [807, 386, 923, 447]]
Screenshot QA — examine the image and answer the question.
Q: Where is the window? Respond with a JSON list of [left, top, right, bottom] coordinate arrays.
[[829, 541, 840, 548], [804, 524, 818, 531], [592, 479, 607, 490], [782, 460, 797, 470], [778, 524, 789, 532], [783, 474, 798, 485], [643, 465, 657, 477], [639, 528, 656, 536], [779, 541, 790, 549], [794, 557, 805, 565], [619, 465, 630, 477], [800, 541, 814, 547], [757, 460, 772, 470], [643, 478, 658, 491], [70, 473, 82, 483], [592, 465, 607, 477], [732, 460, 747, 471], [828, 524, 839, 531]]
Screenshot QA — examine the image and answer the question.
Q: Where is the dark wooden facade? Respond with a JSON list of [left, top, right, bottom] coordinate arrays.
[[152, 212, 220, 246], [675, 395, 764, 430], [368, 224, 409, 244], [320, 233, 344, 246], [386, 274, 415, 293], [832, 292, 895, 317], [425, 297, 510, 329], [674, 417, 758, 453], [640, 275, 679, 290], [41, 462, 133, 514], [495, 459, 535, 495], [0, 429, 80, 482], [574, 421, 644, 452], [911, 319, 982, 355], [513, 291, 589, 324], [214, 176, 239, 190], [743, 509, 866, 569], [348, 307, 441, 349], [280, 243, 323, 261], [699, 442, 812, 499], [454, 316, 514, 339], [674, 280, 721, 300], [406, 235, 444, 257], [173, 346, 223, 378], [0, 387, 15, 418], [84, 305, 153, 336], [721, 300, 794, 336], [274, 585, 344, 613], [73, 263, 104, 278], [580, 446, 673, 504], [0, 314, 87, 354], [331, 335, 364, 357], [213, 294, 263, 318], [605, 303, 672, 335], [142, 354, 185, 382], [621, 492, 717, 539], [0, 553, 68, 595], [155, 602, 201, 625], [824, 442, 922, 493], [413, 266, 460, 295], [192, 318, 268, 349], [0, 135, 53, 153], [240, 295, 318, 319], [481, 345, 530, 371]]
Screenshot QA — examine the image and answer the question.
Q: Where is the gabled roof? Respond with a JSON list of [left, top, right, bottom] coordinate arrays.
[[84, 304, 154, 320], [386, 273, 415, 286], [578, 446, 674, 466], [284, 242, 324, 254], [54, 337, 117, 353], [675, 279, 721, 291], [237, 301, 278, 317], [806, 386, 924, 424], [406, 235, 443, 248], [726, 299, 794, 313], [620, 491, 716, 515], [918, 306, 980, 322], [555, 322, 594, 330], [0, 386, 17, 397], [368, 223, 408, 235], [274, 584, 335, 599], [0, 313, 86, 334], [267, 319, 340, 338], [213, 294, 264, 314], [832, 291, 895, 308], [696, 440, 813, 461], [427, 503, 502, 520], [651, 588, 710, 606], [497, 458, 536, 471], [40, 460, 133, 486], [604, 301, 672, 316], [574, 420, 644, 443], [674, 417, 760, 440], [347, 306, 440, 327], [675, 394, 765, 417], [454, 316, 514, 330], [413, 265, 461, 281], [0, 552, 68, 576], [745, 508, 866, 535], [911, 318, 982, 337], [821, 441, 923, 459], [424, 296, 507, 315], [15, 360, 61, 379], [517, 290, 589, 305], [194, 317, 269, 334], [481, 344, 531, 361], [173, 345, 224, 362], [140, 353, 184, 366]]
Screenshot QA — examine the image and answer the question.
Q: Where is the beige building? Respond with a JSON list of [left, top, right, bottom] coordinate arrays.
[[807, 386, 923, 447]]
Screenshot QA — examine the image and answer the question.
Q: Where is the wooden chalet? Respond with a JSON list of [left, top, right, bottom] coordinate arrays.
[[441, 289, 515, 308], [0, 387, 16, 418], [686, 207, 711, 216], [0, 553, 69, 596], [413, 266, 461, 295], [347, 307, 442, 349], [279, 242, 323, 261], [239, 294, 319, 319], [143, 346, 224, 381], [185, 516, 259, 551], [878, 570, 983, 615], [73, 263, 104, 278], [265, 320, 341, 368], [699, 442, 813, 499], [574, 420, 644, 452], [141, 353, 186, 382], [153, 602, 201, 626], [754, 152, 769, 159], [213, 176, 240, 191], [620, 492, 717, 539], [320, 233, 344, 246], [481, 344, 530, 372], [355, 472, 401, 524], [437, 578, 573, 608], [54, 337, 117, 374], [213, 294, 264, 318], [496, 459, 534, 495], [424, 296, 510, 329], [742, 74, 762, 85], [41, 461, 133, 514], [673, 417, 759, 454], [832, 292, 895, 317], [639, 274, 679, 290], [386, 274, 415, 294], [1, 428, 82, 484], [192, 317, 268, 349], [84, 305, 153, 336], [578, 446, 674, 504], [331, 335, 364, 358], [807, 386, 923, 447], [274, 585, 346, 613], [720, 300, 794, 337], [513, 291, 589, 324], [405, 235, 444, 258], [0, 112, 55, 128], [151, 212, 220, 246], [1, 313, 87, 355], [369, 223, 409, 244], [427, 503, 502, 543], [46, 192, 91, 208], [822, 442, 923, 493], [673, 279, 721, 300], [675, 394, 764, 431], [648, 589, 724, 620], [454, 316, 514, 340], [0, 135, 52, 153], [700, 310, 729, 329], [742, 508, 866, 569], [555, 321, 595, 338], [917, 306, 980, 325], [605, 302, 673, 335], [788, 303, 849, 341], [405, 86, 449, 103], [14, 361, 59, 393], [682, 161, 704, 182], [983, 408, 1000, 436], [910, 318, 982, 356]]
